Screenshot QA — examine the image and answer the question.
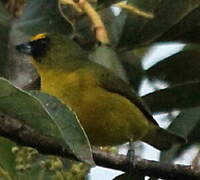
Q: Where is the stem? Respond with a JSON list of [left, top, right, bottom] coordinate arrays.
[[115, 2, 154, 19], [75, 0, 110, 44]]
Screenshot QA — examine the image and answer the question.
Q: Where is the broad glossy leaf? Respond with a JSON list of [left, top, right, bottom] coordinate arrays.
[[147, 47, 200, 86], [187, 118, 200, 144], [89, 44, 128, 82], [31, 91, 93, 165], [119, 50, 145, 92], [160, 107, 200, 162], [158, 7, 200, 43], [11, 0, 72, 43], [103, 9, 126, 46], [118, 0, 200, 50], [0, 137, 16, 177], [143, 82, 200, 113], [75, 8, 126, 49], [0, 78, 93, 165]]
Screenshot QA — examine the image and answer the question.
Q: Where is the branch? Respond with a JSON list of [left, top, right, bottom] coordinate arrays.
[[0, 112, 200, 179], [115, 2, 154, 19], [77, 0, 110, 44], [61, 0, 110, 44]]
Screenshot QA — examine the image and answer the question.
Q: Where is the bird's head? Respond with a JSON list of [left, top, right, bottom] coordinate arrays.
[[16, 33, 50, 62], [16, 33, 86, 68]]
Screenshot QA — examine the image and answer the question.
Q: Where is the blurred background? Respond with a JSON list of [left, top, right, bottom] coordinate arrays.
[[1, 0, 200, 179]]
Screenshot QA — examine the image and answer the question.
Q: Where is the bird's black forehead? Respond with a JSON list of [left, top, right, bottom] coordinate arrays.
[[29, 36, 50, 58]]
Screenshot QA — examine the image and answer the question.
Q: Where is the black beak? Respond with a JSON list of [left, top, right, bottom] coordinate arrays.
[[16, 42, 33, 55], [16, 37, 49, 58]]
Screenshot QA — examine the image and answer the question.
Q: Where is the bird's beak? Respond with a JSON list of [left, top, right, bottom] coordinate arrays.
[[16, 42, 32, 55]]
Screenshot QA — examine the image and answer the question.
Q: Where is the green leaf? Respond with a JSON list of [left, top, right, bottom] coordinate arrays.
[[0, 77, 94, 165], [147, 46, 200, 86], [0, 137, 16, 178], [89, 44, 128, 82], [102, 8, 126, 46], [119, 49, 146, 92], [118, 0, 200, 50], [74, 7, 126, 49], [30, 91, 94, 165], [187, 118, 200, 144], [0, 2, 11, 77], [157, 7, 200, 43], [160, 107, 200, 162], [11, 0, 72, 43], [143, 82, 200, 113]]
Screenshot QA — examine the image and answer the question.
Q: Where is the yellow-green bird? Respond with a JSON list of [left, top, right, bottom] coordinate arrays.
[[16, 33, 185, 150]]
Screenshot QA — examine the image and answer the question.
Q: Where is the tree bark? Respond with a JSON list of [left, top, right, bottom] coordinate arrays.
[[0, 112, 200, 180]]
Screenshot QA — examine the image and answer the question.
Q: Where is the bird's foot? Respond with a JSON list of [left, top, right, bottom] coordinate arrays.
[[127, 141, 142, 175], [127, 148, 136, 175]]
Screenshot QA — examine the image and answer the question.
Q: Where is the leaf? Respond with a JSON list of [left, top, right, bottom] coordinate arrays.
[[75, 8, 126, 49], [147, 46, 200, 86], [187, 118, 200, 144], [142, 82, 200, 113], [11, 0, 72, 43], [30, 91, 94, 165], [119, 49, 146, 92], [0, 137, 16, 178], [0, 78, 94, 165], [102, 8, 126, 46], [89, 44, 128, 82], [157, 7, 200, 43], [160, 107, 200, 162], [118, 0, 200, 50], [0, 2, 11, 77]]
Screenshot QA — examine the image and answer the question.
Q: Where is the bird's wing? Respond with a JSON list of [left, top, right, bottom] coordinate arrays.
[[98, 69, 158, 126]]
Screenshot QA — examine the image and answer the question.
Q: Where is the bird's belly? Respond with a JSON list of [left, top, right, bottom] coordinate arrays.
[[61, 87, 151, 146], [41, 77, 151, 146]]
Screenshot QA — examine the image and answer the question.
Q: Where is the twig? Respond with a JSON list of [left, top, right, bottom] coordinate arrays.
[[58, 0, 77, 34], [77, 0, 109, 44], [115, 2, 154, 19], [66, 0, 110, 44], [0, 112, 200, 179]]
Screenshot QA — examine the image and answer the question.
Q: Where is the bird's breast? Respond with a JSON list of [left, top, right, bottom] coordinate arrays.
[[39, 69, 151, 146]]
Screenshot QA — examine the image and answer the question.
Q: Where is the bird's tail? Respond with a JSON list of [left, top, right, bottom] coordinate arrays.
[[142, 127, 186, 151]]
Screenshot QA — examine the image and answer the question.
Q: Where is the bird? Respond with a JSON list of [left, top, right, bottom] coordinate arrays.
[[16, 32, 185, 151]]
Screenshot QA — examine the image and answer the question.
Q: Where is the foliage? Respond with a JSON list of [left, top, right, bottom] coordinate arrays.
[[1, 0, 200, 179]]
